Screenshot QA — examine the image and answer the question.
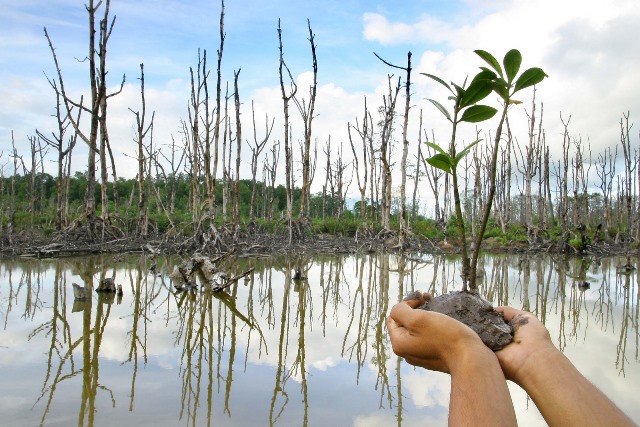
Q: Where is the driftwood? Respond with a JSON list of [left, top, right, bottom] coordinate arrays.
[[96, 277, 116, 293], [73, 283, 89, 300], [211, 268, 255, 292], [169, 251, 253, 292]]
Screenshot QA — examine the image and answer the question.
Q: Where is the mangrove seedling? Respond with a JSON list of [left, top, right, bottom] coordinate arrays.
[[422, 65, 498, 291], [423, 49, 547, 292]]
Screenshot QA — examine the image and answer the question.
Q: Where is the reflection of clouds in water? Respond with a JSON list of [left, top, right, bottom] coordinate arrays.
[[311, 356, 338, 371], [354, 412, 398, 427], [403, 369, 450, 409], [1, 254, 638, 425]]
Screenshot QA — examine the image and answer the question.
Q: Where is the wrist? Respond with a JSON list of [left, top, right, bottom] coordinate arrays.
[[447, 342, 497, 375], [512, 344, 563, 388]]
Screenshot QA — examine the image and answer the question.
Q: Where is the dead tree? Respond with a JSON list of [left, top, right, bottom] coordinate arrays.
[[233, 69, 242, 236], [27, 136, 46, 231], [375, 53, 411, 243], [249, 101, 274, 225], [129, 63, 155, 237], [277, 19, 298, 244], [378, 76, 401, 231], [596, 146, 616, 240], [579, 140, 592, 227], [157, 136, 186, 215], [423, 129, 444, 223], [348, 98, 372, 226], [43, 0, 125, 238], [294, 19, 318, 220], [264, 141, 280, 221], [522, 94, 542, 238], [543, 144, 555, 229], [187, 50, 207, 225], [36, 78, 79, 231], [0, 153, 6, 236], [557, 113, 571, 231], [322, 137, 332, 220], [571, 137, 586, 227], [210, 0, 226, 220], [221, 82, 231, 222], [619, 112, 635, 241], [95, 0, 125, 235], [536, 128, 547, 230]]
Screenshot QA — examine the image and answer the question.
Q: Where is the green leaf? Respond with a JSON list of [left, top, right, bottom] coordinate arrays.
[[460, 77, 493, 108], [452, 83, 465, 98], [453, 139, 482, 166], [491, 80, 510, 101], [475, 50, 503, 77], [421, 73, 452, 92], [460, 105, 498, 123], [425, 141, 447, 155], [427, 153, 452, 174], [427, 99, 453, 122], [503, 49, 522, 84], [514, 67, 547, 93], [469, 69, 497, 86]]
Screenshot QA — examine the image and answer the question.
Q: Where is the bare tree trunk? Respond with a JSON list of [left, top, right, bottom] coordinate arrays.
[[410, 111, 423, 228], [544, 145, 554, 229], [221, 83, 230, 222], [398, 52, 412, 246], [423, 129, 443, 223], [559, 113, 571, 231], [36, 80, 79, 231], [596, 146, 616, 240], [348, 98, 371, 226], [265, 141, 280, 221], [233, 69, 242, 236], [522, 94, 540, 238], [278, 19, 298, 244], [210, 0, 225, 220], [322, 138, 332, 221], [620, 112, 634, 241], [28, 136, 40, 231], [249, 101, 274, 225], [295, 19, 317, 220], [379, 76, 401, 231], [188, 52, 204, 225], [129, 63, 155, 237], [44, 0, 124, 238], [367, 117, 378, 225], [97, 0, 124, 235]]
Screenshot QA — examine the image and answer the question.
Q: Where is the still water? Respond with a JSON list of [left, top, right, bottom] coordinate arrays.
[[0, 253, 638, 426]]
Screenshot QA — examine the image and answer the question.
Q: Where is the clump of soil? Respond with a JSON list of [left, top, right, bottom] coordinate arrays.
[[417, 291, 513, 351]]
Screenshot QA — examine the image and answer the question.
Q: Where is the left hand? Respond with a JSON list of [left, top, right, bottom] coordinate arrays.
[[386, 292, 488, 373]]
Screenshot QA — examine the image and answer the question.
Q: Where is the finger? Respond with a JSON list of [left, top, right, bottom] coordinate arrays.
[[495, 306, 521, 322], [402, 291, 429, 308], [389, 301, 416, 325]]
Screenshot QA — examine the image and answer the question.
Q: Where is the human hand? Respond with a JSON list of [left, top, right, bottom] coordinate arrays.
[[386, 292, 490, 373], [495, 306, 557, 384]]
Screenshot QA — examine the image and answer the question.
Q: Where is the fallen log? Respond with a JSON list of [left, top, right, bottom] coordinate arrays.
[[211, 268, 255, 292]]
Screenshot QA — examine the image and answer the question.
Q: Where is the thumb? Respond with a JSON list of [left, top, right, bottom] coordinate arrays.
[[402, 291, 431, 308]]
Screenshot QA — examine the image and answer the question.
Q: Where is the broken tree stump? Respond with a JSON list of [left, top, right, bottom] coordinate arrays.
[[96, 277, 117, 293]]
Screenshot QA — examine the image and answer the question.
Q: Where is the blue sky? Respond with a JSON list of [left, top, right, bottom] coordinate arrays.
[[1, 0, 640, 203]]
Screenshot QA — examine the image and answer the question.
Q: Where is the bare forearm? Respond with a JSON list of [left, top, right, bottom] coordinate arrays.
[[515, 348, 635, 427], [449, 349, 517, 426]]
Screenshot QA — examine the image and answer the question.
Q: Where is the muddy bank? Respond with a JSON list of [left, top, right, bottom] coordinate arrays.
[[1, 227, 637, 258]]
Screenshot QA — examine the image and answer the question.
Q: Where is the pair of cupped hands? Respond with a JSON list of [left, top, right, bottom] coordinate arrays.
[[386, 292, 554, 382]]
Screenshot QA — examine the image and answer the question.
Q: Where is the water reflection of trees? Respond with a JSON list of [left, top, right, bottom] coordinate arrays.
[[1, 253, 638, 426]]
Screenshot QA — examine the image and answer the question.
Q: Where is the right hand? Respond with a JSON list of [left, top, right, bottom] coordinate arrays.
[[495, 306, 557, 384], [387, 292, 491, 374]]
